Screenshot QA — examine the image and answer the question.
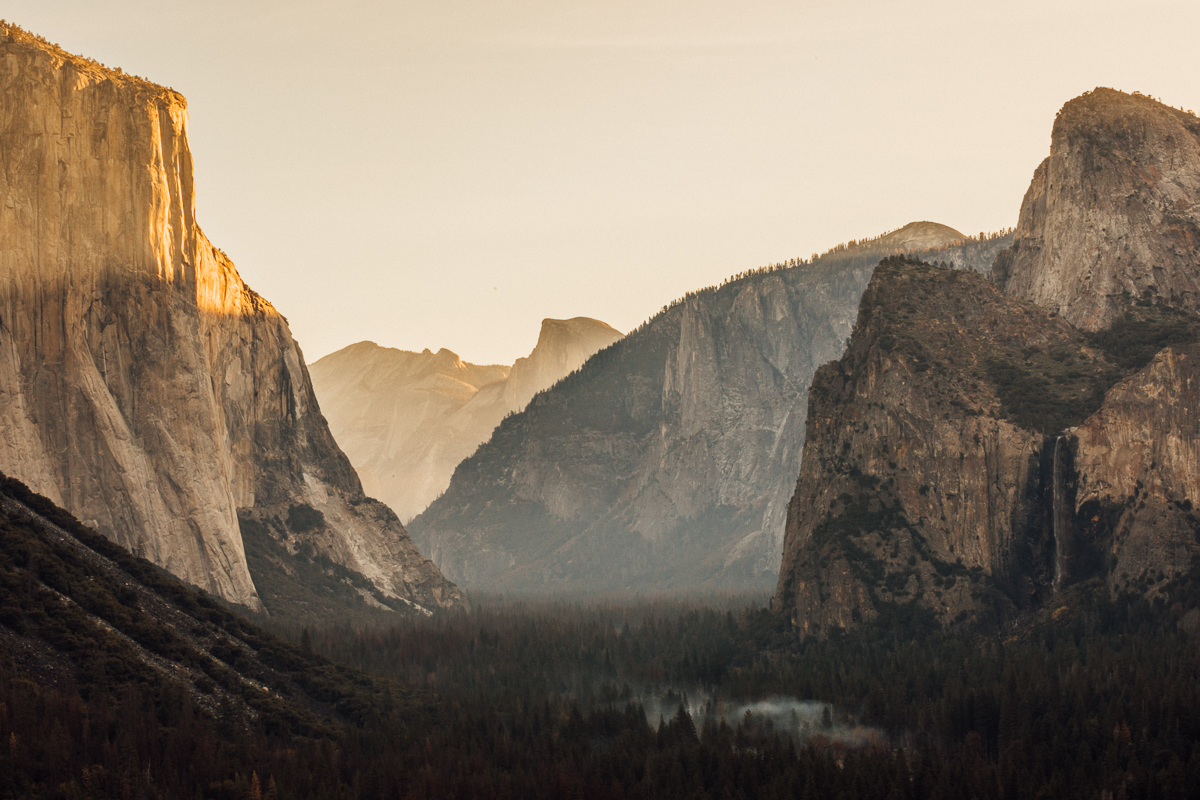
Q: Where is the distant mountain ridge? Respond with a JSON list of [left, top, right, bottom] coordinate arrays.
[[820, 221, 971, 262], [409, 223, 1013, 594], [311, 318, 623, 523]]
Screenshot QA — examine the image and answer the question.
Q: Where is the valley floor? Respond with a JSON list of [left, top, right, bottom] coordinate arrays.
[[258, 585, 1200, 800], [4, 473, 1200, 799]]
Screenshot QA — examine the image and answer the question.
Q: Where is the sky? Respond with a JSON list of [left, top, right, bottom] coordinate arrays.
[[6, 1, 1200, 364]]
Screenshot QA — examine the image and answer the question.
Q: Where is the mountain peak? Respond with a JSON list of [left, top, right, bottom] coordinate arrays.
[[507, 319, 624, 408], [994, 87, 1200, 331], [310, 318, 620, 523], [1056, 86, 1193, 126], [432, 347, 465, 367], [535, 317, 623, 349], [875, 221, 966, 251]]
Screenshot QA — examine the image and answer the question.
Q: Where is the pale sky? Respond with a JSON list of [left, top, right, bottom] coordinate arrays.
[[7, 1, 1200, 364]]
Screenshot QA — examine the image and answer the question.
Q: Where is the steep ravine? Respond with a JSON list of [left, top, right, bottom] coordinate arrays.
[[0, 24, 462, 614]]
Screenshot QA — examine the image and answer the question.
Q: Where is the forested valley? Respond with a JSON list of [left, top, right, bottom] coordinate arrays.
[[4, 468, 1200, 799]]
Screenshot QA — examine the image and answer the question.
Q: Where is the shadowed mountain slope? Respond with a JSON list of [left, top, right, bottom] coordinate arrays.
[[0, 471, 430, 734], [410, 224, 1012, 594]]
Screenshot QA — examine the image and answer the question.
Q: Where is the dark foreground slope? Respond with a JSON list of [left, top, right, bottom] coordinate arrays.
[[0, 470, 448, 796], [6, 466, 1200, 799], [411, 226, 1011, 594], [0, 472, 428, 729]]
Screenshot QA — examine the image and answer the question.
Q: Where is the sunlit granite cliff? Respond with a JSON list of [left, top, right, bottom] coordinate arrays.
[[310, 317, 622, 523], [410, 224, 1011, 593], [0, 24, 462, 613], [776, 89, 1200, 636]]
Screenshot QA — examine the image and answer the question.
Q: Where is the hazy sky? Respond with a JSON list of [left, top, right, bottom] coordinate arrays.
[[7, 1, 1200, 364]]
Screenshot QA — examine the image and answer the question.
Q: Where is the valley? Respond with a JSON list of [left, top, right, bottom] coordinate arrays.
[[0, 17, 1198, 800]]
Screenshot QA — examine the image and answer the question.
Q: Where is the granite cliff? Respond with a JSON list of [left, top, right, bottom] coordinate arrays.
[[774, 259, 1114, 634], [994, 89, 1200, 330], [310, 317, 622, 523], [0, 25, 462, 614], [1070, 339, 1200, 596], [776, 89, 1200, 636], [410, 225, 1011, 593]]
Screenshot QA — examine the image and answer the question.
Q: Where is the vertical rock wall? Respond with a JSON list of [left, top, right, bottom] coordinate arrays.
[[994, 89, 1200, 331], [0, 25, 461, 611], [1071, 344, 1200, 594]]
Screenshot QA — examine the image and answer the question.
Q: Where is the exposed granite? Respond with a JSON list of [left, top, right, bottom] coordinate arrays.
[[310, 318, 621, 523], [774, 259, 1114, 635], [410, 226, 1009, 594], [994, 88, 1200, 331], [0, 24, 462, 612]]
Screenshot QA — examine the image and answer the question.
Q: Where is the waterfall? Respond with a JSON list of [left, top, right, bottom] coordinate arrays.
[[1052, 435, 1068, 592]]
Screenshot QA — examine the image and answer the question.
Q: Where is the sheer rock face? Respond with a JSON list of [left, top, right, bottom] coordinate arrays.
[[501, 318, 624, 413], [0, 26, 462, 612], [310, 318, 622, 524], [773, 264, 1200, 635], [410, 268, 863, 593], [777, 89, 1200, 635], [409, 227, 1005, 594], [994, 88, 1200, 331], [1071, 345, 1200, 594], [773, 261, 1105, 635]]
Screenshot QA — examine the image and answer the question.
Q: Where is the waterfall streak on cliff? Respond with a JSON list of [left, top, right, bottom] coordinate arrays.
[[1052, 435, 1067, 592]]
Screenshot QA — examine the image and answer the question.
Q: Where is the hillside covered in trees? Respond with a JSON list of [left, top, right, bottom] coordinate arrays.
[[5, 470, 1200, 798]]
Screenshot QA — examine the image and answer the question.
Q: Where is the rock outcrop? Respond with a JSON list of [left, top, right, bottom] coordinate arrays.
[[994, 89, 1200, 331], [409, 225, 1009, 594], [1071, 343, 1200, 594], [501, 318, 625, 412], [775, 259, 1200, 635], [0, 24, 462, 613], [777, 89, 1200, 636], [774, 259, 1121, 635], [310, 317, 622, 523]]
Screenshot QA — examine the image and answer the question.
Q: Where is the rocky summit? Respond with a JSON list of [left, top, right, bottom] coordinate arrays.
[[994, 89, 1200, 331], [776, 88, 1200, 637], [0, 25, 462, 615], [310, 318, 622, 524], [409, 224, 1011, 594]]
